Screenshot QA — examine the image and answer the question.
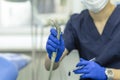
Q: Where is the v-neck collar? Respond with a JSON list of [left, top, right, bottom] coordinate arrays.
[[86, 5, 120, 41]]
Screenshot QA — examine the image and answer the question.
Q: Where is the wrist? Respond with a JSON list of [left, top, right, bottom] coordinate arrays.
[[105, 68, 114, 80]]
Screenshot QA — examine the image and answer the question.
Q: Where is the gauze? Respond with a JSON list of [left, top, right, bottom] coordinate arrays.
[[81, 0, 109, 13]]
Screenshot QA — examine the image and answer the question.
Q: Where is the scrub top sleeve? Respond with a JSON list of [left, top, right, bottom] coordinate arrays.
[[63, 16, 77, 54]]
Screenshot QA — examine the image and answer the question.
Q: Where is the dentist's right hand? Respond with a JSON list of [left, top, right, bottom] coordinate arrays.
[[46, 28, 65, 62]]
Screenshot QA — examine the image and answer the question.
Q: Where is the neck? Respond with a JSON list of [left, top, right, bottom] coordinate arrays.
[[89, 2, 115, 22]]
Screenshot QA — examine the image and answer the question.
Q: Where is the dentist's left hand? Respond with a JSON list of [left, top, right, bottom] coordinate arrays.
[[73, 58, 107, 80]]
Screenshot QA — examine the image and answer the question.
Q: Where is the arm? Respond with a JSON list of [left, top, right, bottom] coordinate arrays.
[[45, 48, 68, 70], [112, 69, 120, 79], [45, 15, 79, 71]]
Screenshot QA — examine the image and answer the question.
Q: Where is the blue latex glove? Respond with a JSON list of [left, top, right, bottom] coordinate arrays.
[[46, 28, 65, 62], [73, 58, 107, 80], [0, 57, 18, 80], [0, 53, 31, 71]]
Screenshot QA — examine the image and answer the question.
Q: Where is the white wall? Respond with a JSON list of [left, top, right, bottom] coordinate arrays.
[[1, 0, 31, 27], [72, 0, 85, 13]]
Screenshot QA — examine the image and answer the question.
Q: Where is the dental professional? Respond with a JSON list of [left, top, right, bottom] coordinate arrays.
[[45, 0, 120, 80]]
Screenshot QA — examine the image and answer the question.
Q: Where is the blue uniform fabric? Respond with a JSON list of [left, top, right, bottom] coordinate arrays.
[[63, 5, 120, 69], [0, 57, 18, 80]]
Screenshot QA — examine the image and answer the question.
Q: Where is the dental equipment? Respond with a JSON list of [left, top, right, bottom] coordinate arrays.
[[48, 20, 61, 80]]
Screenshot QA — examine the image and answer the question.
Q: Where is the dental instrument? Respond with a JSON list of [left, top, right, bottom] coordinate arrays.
[[48, 20, 61, 80]]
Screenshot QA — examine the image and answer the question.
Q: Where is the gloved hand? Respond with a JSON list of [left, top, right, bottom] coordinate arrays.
[[0, 57, 18, 80], [46, 28, 65, 62], [0, 53, 31, 71], [73, 58, 107, 80]]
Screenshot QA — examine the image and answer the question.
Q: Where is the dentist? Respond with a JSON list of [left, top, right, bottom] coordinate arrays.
[[45, 0, 120, 79]]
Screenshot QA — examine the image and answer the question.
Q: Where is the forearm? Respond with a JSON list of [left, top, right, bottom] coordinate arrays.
[[112, 69, 120, 80], [45, 54, 60, 71], [105, 68, 120, 80], [45, 49, 69, 71]]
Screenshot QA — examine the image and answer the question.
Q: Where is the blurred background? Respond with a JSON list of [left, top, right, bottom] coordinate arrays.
[[0, 0, 120, 80]]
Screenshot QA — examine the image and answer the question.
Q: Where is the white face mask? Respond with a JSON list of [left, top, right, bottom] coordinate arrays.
[[81, 0, 109, 13]]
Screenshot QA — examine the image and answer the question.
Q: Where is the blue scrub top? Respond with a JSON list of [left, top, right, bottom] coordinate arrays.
[[63, 5, 120, 69]]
